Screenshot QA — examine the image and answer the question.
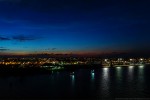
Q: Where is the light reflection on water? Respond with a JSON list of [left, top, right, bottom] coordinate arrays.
[[91, 70, 95, 81], [139, 65, 144, 69], [103, 68, 109, 80], [128, 66, 134, 81], [115, 66, 123, 96], [138, 65, 145, 92], [99, 67, 110, 99], [70, 74, 75, 86], [116, 67, 122, 81], [90, 70, 95, 91], [70, 74, 75, 95], [139, 65, 144, 75], [0, 65, 150, 99]]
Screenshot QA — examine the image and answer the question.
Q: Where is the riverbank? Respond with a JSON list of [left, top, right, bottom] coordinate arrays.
[[0, 63, 148, 76]]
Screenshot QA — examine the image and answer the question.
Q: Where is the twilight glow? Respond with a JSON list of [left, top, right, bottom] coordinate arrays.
[[0, 0, 150, 56]]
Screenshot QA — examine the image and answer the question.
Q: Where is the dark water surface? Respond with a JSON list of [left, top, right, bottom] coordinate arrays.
[[0, 65, 150, 99]]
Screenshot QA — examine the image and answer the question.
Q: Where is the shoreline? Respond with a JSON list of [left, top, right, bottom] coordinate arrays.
[[0, 64, 148, 76]]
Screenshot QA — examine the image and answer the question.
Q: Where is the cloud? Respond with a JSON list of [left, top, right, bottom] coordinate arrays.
[[12, 35, 39, 42], [0, 36, 10, 41], [0, 47, 9, 51], [0, 48, 9, 51], [52, 48, 57, 50], [45, 48, 57, 51], [0, 34, 41, 42]]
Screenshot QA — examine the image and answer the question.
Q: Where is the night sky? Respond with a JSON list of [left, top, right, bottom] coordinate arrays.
[[0, 0, 150, 55]]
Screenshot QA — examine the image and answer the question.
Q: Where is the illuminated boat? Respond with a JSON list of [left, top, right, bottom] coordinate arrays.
[[70, 72, 74, 75]]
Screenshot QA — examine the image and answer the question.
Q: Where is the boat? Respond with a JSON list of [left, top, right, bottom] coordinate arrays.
[[91, 70, 94, 73], [70, 72, 74, 75]]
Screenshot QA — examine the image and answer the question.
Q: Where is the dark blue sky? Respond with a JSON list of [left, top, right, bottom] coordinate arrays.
[[0, 0, 150, 55]]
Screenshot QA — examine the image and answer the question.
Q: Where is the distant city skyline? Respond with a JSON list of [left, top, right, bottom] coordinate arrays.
[[0, 0, 150, 56]]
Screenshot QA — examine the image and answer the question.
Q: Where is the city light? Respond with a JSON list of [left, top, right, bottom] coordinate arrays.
[[105, 59, 108, 62], [140, 58, 143, 61], [0, 57, 149, 71]]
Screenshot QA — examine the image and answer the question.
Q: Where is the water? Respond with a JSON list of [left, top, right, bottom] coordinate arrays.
[[0, 65, 150, 99]]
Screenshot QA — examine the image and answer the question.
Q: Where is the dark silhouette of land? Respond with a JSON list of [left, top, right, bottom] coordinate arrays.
[[0, 64, 101, 76]]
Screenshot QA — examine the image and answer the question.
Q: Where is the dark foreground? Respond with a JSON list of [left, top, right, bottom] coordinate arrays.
[[0, 64, 100, 76], [0, 65, 150, 100]]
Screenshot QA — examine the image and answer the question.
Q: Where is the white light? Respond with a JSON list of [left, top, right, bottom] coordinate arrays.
[[103, 67, 109, 79], [71, 74, 75, 86], [139, 65, 144, 68], [129, 66, 134, 69], [140, 58, 143, 61], [117, 67, 121, 69], [102, 67, 109, 90], [92, 73, 95, 76], [128, 65, 134, 80], [103, 67, 108, 71], [71, 75, 75, 79], [116, 66, 122, 78], [91, 72, 95, 80]]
